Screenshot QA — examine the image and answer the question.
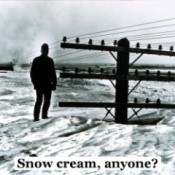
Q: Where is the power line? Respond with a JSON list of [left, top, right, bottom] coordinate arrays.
[[18, 19, 175, 60], [60, 52, 105, 61], [53, 51, 101, 60], [60, 52, 108, 63], [52, 50, 84, 58], [137, 41, 175, 46], [15, 17, 175, 63], [15, 40, 61, 62], [50, 49, 73, 56], [128, 32, 175, 40], [78, 23, 175, 41], [67, 17, 175, 39], [97, 30, 175, 43], [130, 34, 175, 41]]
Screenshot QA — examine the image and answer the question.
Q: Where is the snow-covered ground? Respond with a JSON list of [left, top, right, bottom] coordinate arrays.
[[1, 68, 175, 175]]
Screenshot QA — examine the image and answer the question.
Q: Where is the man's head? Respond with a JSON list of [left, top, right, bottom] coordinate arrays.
[[41, 43, 49, 56]]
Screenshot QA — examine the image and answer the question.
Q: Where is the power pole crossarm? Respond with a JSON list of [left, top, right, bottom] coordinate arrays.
[[60, 72, 175, 82], [59, 102, 175, 109], [61, 42, 175, 57]]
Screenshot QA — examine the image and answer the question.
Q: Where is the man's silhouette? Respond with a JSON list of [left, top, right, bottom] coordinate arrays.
[[30, 43, 57, 121]]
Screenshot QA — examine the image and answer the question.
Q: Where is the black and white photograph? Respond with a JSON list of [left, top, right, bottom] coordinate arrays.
[[1, 0, 175, 174]]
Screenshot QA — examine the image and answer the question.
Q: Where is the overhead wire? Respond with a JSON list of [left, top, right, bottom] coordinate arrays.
[[70, 23, 175, 41], [20, 21, 175, 60], [52, 50, 84, 58], [130, 34, 175, 42], [95, 30, 175, 43], [58, 51, 106, 61], [15, 17, 175, 63], [67, 17, 175, 39], [60, 52, 109, 63], [15, 40, 62, 62]]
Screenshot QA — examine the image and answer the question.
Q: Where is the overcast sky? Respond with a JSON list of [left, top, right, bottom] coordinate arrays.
[[1, 1, 175, 65]]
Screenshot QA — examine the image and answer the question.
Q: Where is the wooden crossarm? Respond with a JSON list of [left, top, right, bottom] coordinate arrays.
[[59, 102, 175, 109], [60, 73, 115, 80], [60, 42, 175, 57], [60, 73, 175, 82]]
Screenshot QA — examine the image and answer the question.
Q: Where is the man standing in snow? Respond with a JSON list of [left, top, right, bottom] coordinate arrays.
[[30, 43, 57, 122]]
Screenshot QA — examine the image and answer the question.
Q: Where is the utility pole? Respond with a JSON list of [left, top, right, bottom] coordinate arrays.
[[59, 37, 175, 124], [115, 38, 129, 123]]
